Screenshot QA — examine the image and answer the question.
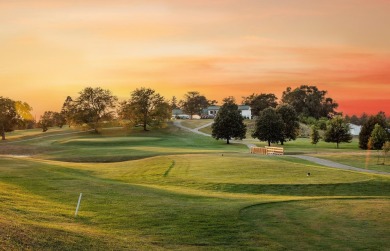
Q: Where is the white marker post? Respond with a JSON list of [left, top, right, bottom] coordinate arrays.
[[75, 193, 83, 217]]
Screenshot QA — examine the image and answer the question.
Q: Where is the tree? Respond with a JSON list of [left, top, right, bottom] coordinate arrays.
[[242, 93, 278, 117], [323, 116, 352, 148], [370, 124, 388, 164], [38, 111, 65, 132], [170, 96, 179, 109], [71, 87, 118, 132], [180, 91, 211, 119], [383, 141, 390, 165], [61, 96, 74, 127], [359, 112, 388, 149], [310, 125, 321, 153], [370, 124, 388, 150], [211, 97, 246, 144], [252, 107, 283, 146], [349, 114, 360, 125], [0, 97, 33, 140], [14, 101, 34, 130], [359, 113, 369, 126], [119, 87, 171, 131], [281, 85, 338, 119], [53, 112, 66, 128], [276, 104, 299, 145], [39, 111, 55, 132]]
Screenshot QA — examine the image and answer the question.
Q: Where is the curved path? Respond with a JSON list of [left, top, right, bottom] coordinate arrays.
[[289, 155, 389, 175], [173, 121, 256, 148], [173, 121, 212, 137], [173, 121, 389, 176]]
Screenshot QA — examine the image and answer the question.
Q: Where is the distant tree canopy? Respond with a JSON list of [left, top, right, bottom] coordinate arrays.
[[180, 91, 213, 119], [0, 97, 34, 140], [359, 112, 388, 149], [323, 116, 352, 148], [242, 93, 278, 117], [67, 87, 118, 132], [118, 87, 171, 131], [211, 97, 246, 144], [281, 85, 338, 119]]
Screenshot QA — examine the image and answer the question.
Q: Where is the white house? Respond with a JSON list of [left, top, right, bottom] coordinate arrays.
[[203, 105, 252, 119], [238, 105, 251, 119], [349, 123, 361, 136]]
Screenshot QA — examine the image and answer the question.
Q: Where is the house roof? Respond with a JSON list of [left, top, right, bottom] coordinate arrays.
[[238, 105, 250, 110], [205, 105, 251, 111]]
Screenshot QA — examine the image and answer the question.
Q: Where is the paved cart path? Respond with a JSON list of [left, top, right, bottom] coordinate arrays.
[[289, 155, 389, 175], [173, 121, 389, 176], [173, 121, 256, 148]]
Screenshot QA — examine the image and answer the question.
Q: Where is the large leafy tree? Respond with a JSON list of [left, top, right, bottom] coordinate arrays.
[[323, 116, 352, 148], [252, 107, 283, 146], [71, 87, 118, 132], [119, 87, 171, 131], [281, 85, 338, 119], [211, 97, 246, 144], [359, 112, 388, 149], [276, 104, 299, 145], [242, 93, 278, 117], [0, 97, 33, 140], [180, 91, 211, 119]]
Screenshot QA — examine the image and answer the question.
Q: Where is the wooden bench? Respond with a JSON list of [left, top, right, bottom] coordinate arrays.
[[250, 146, 284, 155]]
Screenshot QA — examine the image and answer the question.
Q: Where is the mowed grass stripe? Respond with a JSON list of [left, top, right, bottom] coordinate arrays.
[[0, 124, 389, 250]]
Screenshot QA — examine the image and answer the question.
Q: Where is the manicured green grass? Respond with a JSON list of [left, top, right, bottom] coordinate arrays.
[[2, 125, 246, 162], [4, 127, 76, 141], [309, 152, 390, 173], [0, 124, 389, 250], [198, 119, 255, 138], [241, 198, 390, 250]]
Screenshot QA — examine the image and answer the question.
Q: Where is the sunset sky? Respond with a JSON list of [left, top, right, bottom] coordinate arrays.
[[1, 0, 389, 118]]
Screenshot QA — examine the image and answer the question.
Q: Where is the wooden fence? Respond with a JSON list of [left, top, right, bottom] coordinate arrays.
[[250, 146, 284, 155]]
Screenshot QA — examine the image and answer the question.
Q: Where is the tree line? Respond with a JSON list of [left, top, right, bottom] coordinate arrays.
[[1, 85, 389, 153]]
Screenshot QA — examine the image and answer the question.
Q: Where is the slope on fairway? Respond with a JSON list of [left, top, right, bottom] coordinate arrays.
[[1, 154, 389, 250], [1, 125, 389, 250], [2, 125, 247, 162]]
